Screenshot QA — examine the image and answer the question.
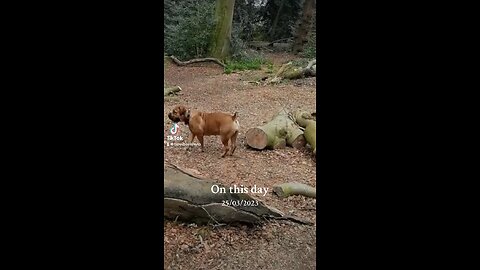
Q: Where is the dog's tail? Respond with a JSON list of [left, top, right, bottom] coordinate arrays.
[[232, 112, 238, 121]]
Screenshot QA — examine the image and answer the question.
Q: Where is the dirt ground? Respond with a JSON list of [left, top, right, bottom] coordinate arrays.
[[164, 53, 317, 270]]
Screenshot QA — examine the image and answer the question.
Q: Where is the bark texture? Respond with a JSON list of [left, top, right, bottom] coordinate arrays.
[[246, 109, 306, 150], [292, 0, 316, 53], [164, 163, 313, 225], [210, 0, 236, 61]]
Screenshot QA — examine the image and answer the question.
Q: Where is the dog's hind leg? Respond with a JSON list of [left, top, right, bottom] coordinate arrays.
[[229, 131, 238, 156], [221, 136, 230, 158]]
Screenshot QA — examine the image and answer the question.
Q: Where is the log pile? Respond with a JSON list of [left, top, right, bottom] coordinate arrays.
[[245, 109, 306, 150], [246, 109, 316, 156]]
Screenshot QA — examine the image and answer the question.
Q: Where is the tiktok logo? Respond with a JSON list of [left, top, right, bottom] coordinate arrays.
[[170, 123, 179, 135]]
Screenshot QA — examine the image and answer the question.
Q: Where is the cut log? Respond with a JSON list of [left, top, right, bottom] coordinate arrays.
[[164, 86, 182, 96], [167, 55, 226, 68], [293, 110, 316, 154], [164, 163, 313, 225], [245, 109, 306, 150], [273, 182, 316, 198]]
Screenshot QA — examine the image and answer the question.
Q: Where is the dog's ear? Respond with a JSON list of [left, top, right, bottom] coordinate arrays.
[[176, 106, 187, 115]]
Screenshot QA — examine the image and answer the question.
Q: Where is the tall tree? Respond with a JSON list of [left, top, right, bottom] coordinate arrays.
[[292, 0, 316, 53], [210, 0, 236, 61], [268, 0, 286, 40]]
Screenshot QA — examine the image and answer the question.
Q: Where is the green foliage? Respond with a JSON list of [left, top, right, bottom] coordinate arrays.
[[164, 0, 216, 60], [163, 0, 316, 62], [224, 52, 269, 74], [232, 0, 262, 42], [302, 31, 316, 58], [259, 0, 303, 41]]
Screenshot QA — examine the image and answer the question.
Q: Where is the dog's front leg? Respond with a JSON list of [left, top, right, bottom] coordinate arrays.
[[197, 135, 204, 152]]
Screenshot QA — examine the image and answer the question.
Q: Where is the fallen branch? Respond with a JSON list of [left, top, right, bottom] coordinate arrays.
[[265, 62, 292, 85], [282, 59, 316, 80], [273, 182, 316, 199], [266, 59, 316, 84], [168, 55, 226, 68], [164, 86, 182, 96], [270, 215, 314, 225], [267, 37, 293, 46]]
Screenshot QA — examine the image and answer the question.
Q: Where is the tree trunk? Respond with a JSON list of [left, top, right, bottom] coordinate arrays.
[[282, 59, 316, 79], [210, 0, 236, 61], [292, 0, 316, 53], [246, 109, 306, 150], [268, 0, 286, 40], [266, 59, 315, 84], [164, 163, 312, 225]]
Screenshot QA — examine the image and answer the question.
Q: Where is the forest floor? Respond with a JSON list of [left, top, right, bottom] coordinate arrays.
[[164, 52, 317, 270]]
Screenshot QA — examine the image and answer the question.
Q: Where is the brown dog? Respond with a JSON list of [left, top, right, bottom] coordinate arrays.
[[168, 105, 239, 157]]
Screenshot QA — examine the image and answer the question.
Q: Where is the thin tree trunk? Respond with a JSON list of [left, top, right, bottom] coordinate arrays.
[[268, 0, 286, 40], [210, 0, 236, 61], [292, 0, 316, 53]]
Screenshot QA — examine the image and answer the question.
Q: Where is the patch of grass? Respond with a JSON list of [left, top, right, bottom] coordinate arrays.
[[224, 58, 267, 74], [302, 32, 316, 59], [265, 62, 274, 73], [225, 50, 273, 74]]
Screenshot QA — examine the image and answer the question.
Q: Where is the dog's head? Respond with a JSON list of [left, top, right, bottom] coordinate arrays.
[[168, 105, 190, 123]]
